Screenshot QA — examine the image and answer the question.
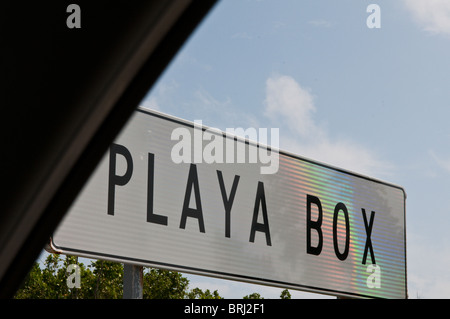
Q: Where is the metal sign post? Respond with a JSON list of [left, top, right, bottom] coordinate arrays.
[[123, 264, 143, 299]]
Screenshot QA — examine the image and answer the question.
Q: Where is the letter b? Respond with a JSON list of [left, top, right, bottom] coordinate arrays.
[[306, 195, 323, 255]]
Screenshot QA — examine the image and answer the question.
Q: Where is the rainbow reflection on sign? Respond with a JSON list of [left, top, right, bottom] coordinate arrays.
[[276, 154, 406, 298]]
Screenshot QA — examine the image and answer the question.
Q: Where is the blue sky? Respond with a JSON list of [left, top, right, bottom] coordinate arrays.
[[138, 0, 450, 298]]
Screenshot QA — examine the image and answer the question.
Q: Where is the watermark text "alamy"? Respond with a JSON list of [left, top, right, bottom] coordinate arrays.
[[171, 120, 279, 174]]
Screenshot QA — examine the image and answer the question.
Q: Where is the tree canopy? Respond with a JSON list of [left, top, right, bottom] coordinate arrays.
[[14, 253, 291, 299]]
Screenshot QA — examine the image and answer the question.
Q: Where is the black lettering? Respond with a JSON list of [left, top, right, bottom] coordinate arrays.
[[333, 202, 350, 261], [108, 143, 133, 216], [147, 153, 168, 226], [362, 209, 376, 264], [217, 170, 240, 238], [179, 164, 205, 233], [249, 182, 271, 246], [306, 194, 323, 255]]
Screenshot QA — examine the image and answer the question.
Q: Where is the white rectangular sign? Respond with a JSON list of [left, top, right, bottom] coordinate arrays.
[[49, 107, 407, 298]]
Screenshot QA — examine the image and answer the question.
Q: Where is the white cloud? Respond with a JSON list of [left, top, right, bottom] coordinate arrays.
[[265, 75, 322, 140], [264, 75, 391, 178], [429, 150, 450, 173], [403, 0, 450, 36]]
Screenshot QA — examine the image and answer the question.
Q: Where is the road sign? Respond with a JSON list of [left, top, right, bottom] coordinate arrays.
[[49, 107, 407, 298]]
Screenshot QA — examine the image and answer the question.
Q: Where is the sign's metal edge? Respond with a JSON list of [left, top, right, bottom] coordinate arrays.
[[48, 239, 387, 299]]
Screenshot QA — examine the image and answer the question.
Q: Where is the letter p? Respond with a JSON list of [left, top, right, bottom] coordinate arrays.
[[108, 143, 133, 216]]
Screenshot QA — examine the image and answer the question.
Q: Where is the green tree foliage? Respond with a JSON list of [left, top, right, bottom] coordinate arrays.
[[243, 292, 264, 299], [280, 289, 291, 299], [187, 287, 223, 299], [15, 253, 292, 299], [14, 253, 222, 299], [88, 259, 123, 299], [143, 268, 189, 299], [14, 262, 45, 299], [15, 254, 83, 298]]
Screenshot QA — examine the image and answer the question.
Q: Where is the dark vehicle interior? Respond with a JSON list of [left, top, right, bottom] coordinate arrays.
[[0, 0, 217, 298]]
